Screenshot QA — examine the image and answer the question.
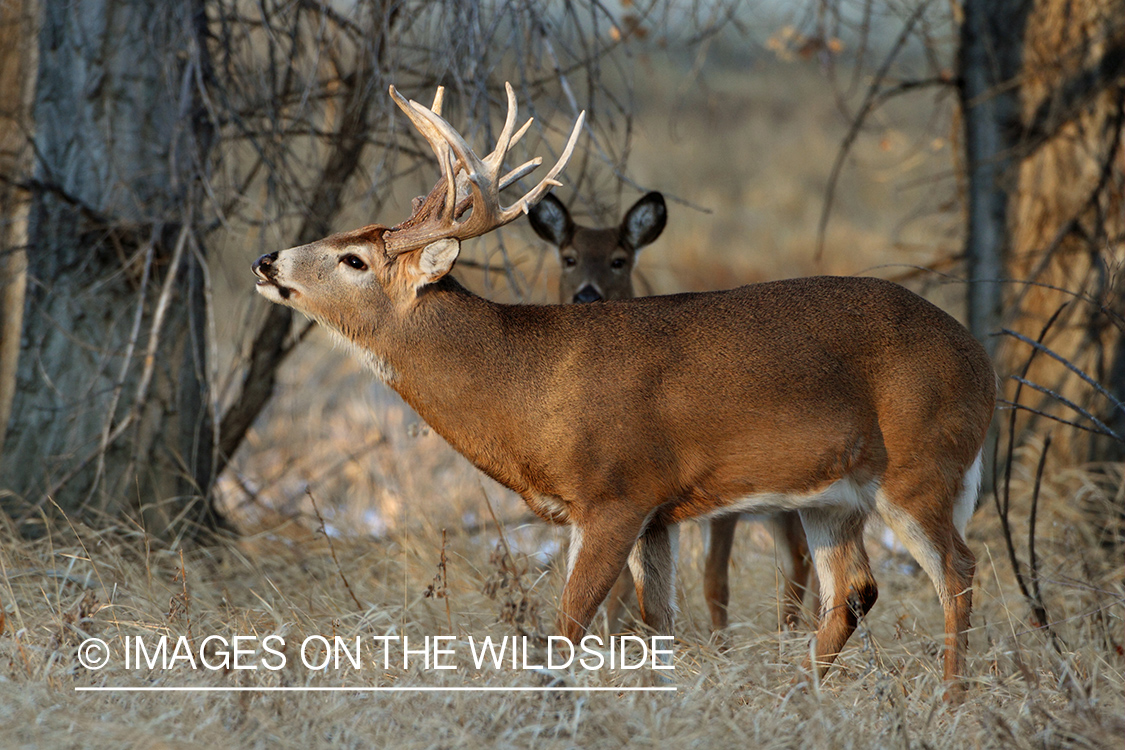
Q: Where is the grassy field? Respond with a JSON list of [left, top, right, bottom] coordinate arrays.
[[0, 460, 1121, 748], [2, 41, 1122, 750]]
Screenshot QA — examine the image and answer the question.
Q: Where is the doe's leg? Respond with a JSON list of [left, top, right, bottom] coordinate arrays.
[[603, 568, 636, 634], [703, 515, 738, 630], [772, 510, 817, 630]]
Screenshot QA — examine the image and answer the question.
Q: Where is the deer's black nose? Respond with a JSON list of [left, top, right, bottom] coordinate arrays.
[[253, 252, 279, 278], [572, 285, 602, 304]]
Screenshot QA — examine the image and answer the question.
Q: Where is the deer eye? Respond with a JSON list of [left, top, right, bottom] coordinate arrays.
[[610, 258, 627, 270], [341, 254, 368, 271], [562, 256, 577, 268]]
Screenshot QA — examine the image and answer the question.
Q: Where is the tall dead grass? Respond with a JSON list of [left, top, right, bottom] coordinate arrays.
[[0, 458, 1120, 748]]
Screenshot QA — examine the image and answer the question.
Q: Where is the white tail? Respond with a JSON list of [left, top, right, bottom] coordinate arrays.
[[529, 192, 817, 633], [253, 84, 996, 691]]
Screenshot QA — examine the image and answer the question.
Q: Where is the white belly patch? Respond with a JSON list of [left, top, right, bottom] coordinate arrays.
[[703, 476, 880, 521]]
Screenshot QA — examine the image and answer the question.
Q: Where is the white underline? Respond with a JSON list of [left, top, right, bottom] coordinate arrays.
[[75, 686, 676, 693]]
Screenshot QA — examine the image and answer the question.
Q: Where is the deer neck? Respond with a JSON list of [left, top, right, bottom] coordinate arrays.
[[371, 277, 545, 494]]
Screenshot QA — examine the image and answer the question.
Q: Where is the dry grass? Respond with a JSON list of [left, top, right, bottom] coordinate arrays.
[[0, 462, 1121, 749]]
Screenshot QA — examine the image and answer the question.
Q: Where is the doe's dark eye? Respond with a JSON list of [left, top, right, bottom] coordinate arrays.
[[610, 258, 627, 270], [341, 254, 368, 271], [563, 256, 577, 268]]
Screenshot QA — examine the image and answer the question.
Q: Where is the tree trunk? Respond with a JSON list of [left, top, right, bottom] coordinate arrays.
[[959, 0, 1033, 358], [1006, 0, 1124, 464], [0, 0, 34, 467], [0, 0, 228, 539], [958, 0, 1033, 490]]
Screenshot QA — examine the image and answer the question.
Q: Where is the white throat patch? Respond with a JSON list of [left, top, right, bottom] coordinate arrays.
[[326, 329, 397, 384]]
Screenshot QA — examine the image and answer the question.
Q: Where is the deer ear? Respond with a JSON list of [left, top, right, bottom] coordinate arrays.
[[527, 193, 574, 248], [621, 192, 667, 251], [417, 238, 461, 284]]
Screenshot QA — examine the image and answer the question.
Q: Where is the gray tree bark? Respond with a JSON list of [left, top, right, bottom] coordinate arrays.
[[959, 0, 1033, 490], [1, 0, 227, 539], [959, 0, 1033, 358], [0, 0, 34, 469]]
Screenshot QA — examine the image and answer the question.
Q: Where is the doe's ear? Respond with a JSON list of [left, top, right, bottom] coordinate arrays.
[[620, 191, 667, 251], [417, 238, 461, 284], [527, 193, 574, 248]]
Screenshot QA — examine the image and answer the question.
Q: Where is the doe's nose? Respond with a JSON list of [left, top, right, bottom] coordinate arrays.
[[572, 285, 603, 304], [253, 252, 279, 278]]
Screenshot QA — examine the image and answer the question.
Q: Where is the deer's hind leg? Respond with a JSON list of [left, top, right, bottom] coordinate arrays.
[[799, 506, 878, 677], [875, 450, 981, 690]]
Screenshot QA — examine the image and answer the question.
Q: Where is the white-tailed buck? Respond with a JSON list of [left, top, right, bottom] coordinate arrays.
[[253, 84, 995, 691], [528, 193, 815, 633]]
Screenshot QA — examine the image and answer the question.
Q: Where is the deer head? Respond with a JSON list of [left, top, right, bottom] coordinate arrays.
[[528, 192, 667, 303], [252, 83, 585, 364]]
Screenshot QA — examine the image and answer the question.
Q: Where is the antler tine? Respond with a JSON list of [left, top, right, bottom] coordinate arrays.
[[509, 117, 535, 151], [483, 83, 520, 174], [499, 109, 586, 219], [390, 85, 458, 222], [499, 157, 542, 192], [409, 101, 486, 179], [390, 86, 448, 163], [384, 83, 585, 256], [481, 84, 538, 178]]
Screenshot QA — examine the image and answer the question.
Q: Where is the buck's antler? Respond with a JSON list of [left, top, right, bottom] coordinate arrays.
[[384, 82, 585, 256]]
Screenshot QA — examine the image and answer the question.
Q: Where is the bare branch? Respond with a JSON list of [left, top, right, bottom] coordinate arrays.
[[1002, 328, 1125, 415], [814, 0, 934, 262]]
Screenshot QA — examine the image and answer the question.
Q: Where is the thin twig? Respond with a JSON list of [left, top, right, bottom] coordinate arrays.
[[815, 0, 932, 262], [130, 223, 191, 424], [1002, 328, 1125, 416], [997, 399, 1119, 437], [477, 477, 514, 563], [1026, 434, 1057, 650], [995, 304, 1065, 635], [1010, 376, 1121, 440], [306, 488, 364, 614], [85, 232, 158, 510]]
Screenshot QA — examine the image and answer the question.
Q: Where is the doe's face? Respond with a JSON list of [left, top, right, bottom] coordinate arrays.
[[528, 191, 667, 304], [558, 227, 637, 302]]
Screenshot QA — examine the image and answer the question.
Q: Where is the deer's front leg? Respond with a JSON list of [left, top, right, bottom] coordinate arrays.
[[628, 520, 679, 636], [558, 509, 647, 643]]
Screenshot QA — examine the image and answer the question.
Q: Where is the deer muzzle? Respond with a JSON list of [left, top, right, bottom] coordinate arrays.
[[252, 252, 291, 299], [572, 284, 603, 304]]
